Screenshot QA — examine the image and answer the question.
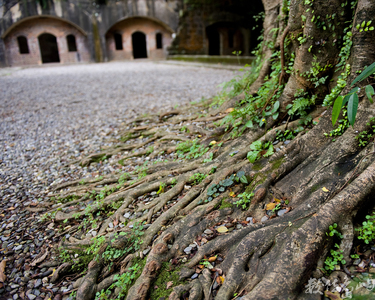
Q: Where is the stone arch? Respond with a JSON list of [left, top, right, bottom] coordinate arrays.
[[105, 16, 174, 61], [38, 33, 60, 63], [3, 16, 90, 66], [206, 21, 246, 56]]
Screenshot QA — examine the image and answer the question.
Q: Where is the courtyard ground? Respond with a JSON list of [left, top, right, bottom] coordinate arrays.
[[0, 61, 237, 299]]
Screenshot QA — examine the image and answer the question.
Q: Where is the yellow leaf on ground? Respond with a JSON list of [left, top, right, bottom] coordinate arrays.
[[322, 187, 329, 192], [217, 226, 228, 233], [210, 141, 217, 145], [208, 256, 217, 262], [225, 108, 234, 113], [274, 198, 281, 203], [219, 276, 225, 284], [266, 203, 276, 210], [229, 192, 236, 197]]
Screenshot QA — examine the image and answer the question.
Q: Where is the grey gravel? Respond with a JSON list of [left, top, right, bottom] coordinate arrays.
[[0, 61, 236, 299]]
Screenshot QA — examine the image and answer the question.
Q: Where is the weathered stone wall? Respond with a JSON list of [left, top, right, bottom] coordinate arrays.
[[0, 0, 182, 66], [4, 17, 90, 66], [106, 17, 172, 61], [169, 0, 264, 56]]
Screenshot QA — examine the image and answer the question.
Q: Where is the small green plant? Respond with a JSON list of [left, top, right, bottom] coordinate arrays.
[[324, 224, 346, 272], [79, 179, 86, 185], [355, 20, 374, 32], [232, 50, 242, 65], [275, 126, 304, 142], [332, 62, 375, 127], [324, 243, 346, 271], [176, 139, 209, 160], [355, 117, 375, 147], [203, 171, 247, 203], [234, 191, 254, 209], [203, 152, 214, 163], [247, 140, 274, 163], [189, 173, 208, 185], [272, 203, 281, 213], [356, 213, 375, 244], [157, 182, 166, 194]]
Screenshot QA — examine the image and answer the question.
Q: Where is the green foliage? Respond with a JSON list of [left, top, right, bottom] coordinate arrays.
[[355, 117, 375, 147], [247, 140, 274, 163], [202, 172, 247, 203], [176, 139, 209, 160], [95, 259, 145, 300], [275, 126, 304, 142], [356, 213, 375, 244], [157, 182, 166, 194], [117, 172, 130, 187], [286, 89, 316, 121], [325, 109, 349, 139], [326, 223, 343, 238], [220, 50, 283, 137], [324, 224, 346, 273], [234, 191, 254, 210], [355, 20, 374, 32], [301, 56, 332, 88], [332, 62, 375, 127], [189, 173, 208, 185], [86, 222, 144, 262], [324, 244, 346, 272]]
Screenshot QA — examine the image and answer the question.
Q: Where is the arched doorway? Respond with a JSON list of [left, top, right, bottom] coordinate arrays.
[[206, 26, 220, 55], [38, 33, 60, 63], [132, 31, 147, 59]]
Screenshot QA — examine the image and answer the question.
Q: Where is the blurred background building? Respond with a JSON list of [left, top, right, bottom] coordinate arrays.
[[0, 0, 264, 67]]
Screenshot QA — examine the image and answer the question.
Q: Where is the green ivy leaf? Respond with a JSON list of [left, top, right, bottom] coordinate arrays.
[[332, 96, 343, 126], [240, 176, 248, 184], [247, 150, 260, 163], [351, 62, 375, 86], [347, 93, 359, 127], [263, 144, 274, 158], [365, 85, 375, 103], [245, 120, 254, 128], [250, 140, 262, 151]]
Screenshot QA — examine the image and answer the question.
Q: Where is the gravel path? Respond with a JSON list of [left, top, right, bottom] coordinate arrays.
[[0, 61, 237, 299]]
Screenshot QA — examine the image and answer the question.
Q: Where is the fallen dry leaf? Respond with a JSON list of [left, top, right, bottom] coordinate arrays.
[[219, 276, 225, 284], [217, 226, 228, 233], [229, 192, 236, 197], [210, 141, 217, 145], [31, 250, 48, 267], [0, 260, 7, 282], [266, 203, 276, 210], [208, 256, 217, 262], [166, 281, 173, 289], [322, 187, 329, 192], [225, 108, 234, 113], [324, 290, 342, 300]]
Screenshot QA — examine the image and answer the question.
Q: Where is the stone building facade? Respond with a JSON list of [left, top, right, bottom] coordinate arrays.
[[0, 0, 264, 67]]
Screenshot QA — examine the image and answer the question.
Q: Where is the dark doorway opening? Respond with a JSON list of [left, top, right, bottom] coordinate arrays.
[[17, 36, 30, 54], [67, 34, 77, 52], [156, 33, 163, 49], [38, 33, 60, 63], [114, 33, 123, 50], [206, 26, 220, 55], [132, 31, 147, 59]]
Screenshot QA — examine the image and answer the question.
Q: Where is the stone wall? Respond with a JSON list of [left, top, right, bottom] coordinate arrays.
[[4, 17, 90, 66], [106, 17, 172, 61], [169, 0, 264, 56], [0, 0, 182, 66]]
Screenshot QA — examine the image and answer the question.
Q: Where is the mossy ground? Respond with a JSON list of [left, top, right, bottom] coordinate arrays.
[[148, 262, 185, 300]]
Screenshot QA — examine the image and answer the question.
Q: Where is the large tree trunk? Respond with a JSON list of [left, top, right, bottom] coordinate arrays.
[[41, 0, 375, 299]]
